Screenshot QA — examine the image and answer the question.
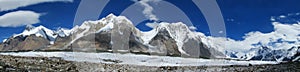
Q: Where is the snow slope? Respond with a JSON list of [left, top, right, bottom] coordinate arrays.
[[56, 28, 72, 37]]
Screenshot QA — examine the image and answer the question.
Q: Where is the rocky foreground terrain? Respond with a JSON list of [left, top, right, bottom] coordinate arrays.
[[0, 55, 299, 72]]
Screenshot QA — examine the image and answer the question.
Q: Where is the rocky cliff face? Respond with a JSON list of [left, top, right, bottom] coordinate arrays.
[[149, 28, 180, 56], [0, 35, 50, 51]]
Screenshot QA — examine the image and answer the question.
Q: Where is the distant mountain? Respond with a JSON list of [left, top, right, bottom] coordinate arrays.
[[0, 25, 54, 51], [0, 14, 299, 61], [229, 46, 300, 62]]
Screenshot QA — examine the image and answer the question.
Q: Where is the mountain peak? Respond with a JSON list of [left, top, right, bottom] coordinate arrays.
[[25, 24, 35, 31], [107, 13, 117, 19], [154, 22, 193, 33]]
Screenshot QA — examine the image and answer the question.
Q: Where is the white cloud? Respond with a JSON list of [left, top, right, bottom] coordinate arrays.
[[132, 0, 161, 21], [279, 15, 286, 18], [218, 31, 224, 34], [205, 22, 300, 53], [270, 16, 276, 21], [226, 19, 234, 21], [241, 22, 300, 48], [0, 11, 42, 27], [0, 0, 73, 11], [189, 26, 197, 30], [145, 22, 159, 28]]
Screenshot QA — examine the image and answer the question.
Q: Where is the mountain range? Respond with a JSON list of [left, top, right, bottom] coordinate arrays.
[[0, 14, 299, 62]]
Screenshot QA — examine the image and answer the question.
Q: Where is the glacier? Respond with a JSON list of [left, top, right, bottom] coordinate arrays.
[[0, 52, 277, 66]]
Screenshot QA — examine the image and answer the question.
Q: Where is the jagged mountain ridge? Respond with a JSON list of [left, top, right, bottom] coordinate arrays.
[[0, 14, 299, 61], [0, 14, 224, 58], [236, 46, 300, 62]]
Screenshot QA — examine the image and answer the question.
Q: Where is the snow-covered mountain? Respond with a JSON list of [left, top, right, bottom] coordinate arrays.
[[228, 46, 300, 62], [0, 14, 299, 62], [14, 25, 57, 44], [0, 24, 73, 51]]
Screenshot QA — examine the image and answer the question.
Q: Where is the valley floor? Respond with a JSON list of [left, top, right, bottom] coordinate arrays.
[[0, 52, 299, 71]]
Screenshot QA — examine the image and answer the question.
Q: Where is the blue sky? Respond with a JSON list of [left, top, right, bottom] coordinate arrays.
[[0, 0, 300, 41]]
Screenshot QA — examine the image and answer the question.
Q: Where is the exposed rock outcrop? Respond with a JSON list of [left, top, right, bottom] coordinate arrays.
[[0, 35, 50, 51]]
